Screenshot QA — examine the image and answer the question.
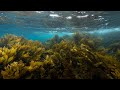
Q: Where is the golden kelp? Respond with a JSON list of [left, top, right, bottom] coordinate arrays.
[[0, 33, 120, 79]]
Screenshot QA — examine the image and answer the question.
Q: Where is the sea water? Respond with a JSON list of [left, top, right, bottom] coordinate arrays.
[[0, 24, 74, 43], [1, 24, 120, 44], [1, 11, 120, 79]]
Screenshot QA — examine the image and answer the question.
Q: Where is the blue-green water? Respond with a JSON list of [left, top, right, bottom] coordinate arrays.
[[1, 24, 120, 44], [0, 24, 74, 43], [1, 11, 120, 43]]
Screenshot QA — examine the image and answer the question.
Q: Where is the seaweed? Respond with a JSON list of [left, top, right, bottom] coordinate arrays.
[[0, 33, 120, 79]]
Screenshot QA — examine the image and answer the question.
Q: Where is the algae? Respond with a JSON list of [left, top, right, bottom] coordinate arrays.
[[0, 33, 120, 79]]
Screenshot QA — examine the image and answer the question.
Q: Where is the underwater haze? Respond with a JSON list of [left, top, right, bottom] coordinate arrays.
[[1, 11, 120, 79], [1, 11, 120, 42]]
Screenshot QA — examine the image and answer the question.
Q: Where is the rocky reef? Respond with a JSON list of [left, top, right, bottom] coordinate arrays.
[[0, 33, 120, 79]]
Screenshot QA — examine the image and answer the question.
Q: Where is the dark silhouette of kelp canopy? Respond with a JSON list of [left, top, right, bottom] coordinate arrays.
[[0, 33, 120, 79]]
